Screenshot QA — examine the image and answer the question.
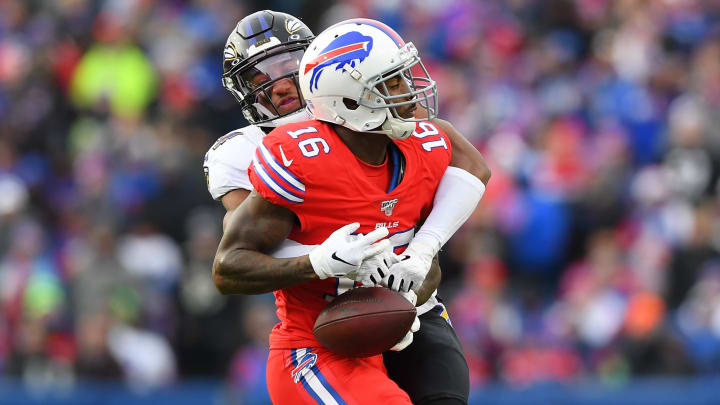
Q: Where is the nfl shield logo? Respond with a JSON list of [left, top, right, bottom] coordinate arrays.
[[380, 199, 398, 217]]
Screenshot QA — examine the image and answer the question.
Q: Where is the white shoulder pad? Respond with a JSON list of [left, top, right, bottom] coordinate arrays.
[[203, 125, 266, 200]]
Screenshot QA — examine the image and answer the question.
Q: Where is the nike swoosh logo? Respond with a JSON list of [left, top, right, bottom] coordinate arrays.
[[331, 252, 353, 266], [279, 146, 293, 167]]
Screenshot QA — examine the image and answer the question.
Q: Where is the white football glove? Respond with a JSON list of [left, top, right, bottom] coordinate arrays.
[[383, 241, 434, 293], [354, 243, 401, 287], [390, 290, 420, 351], [309, 223, 390, 280]]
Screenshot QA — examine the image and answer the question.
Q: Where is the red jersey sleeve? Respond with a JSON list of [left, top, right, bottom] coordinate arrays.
[[397, 121, 453, 220], [248, 129, 308, 209], [408, 120, 452, 176]]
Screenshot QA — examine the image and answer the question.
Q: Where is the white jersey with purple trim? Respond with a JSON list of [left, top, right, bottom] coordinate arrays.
[[203, 124, 266, 200]]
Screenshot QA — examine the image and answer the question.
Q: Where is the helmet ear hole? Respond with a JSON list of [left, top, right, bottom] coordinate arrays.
[[343, 98, 359, 110]]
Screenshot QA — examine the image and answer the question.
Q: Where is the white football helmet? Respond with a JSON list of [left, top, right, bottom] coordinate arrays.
[[299, 18, 438, 140]]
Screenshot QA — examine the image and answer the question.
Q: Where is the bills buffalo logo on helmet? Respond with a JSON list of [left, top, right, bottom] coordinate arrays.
[[304, 31, 373, 92]]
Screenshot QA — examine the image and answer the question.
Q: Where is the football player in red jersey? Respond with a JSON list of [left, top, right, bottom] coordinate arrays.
[[209, 13, 489, 405]]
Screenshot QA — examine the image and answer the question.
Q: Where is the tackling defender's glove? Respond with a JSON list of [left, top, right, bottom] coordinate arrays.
[[390, 290, 420, 351], [383, 241, 434, 293], [354, 243, 401, 287], [309, 223, 390, 280]]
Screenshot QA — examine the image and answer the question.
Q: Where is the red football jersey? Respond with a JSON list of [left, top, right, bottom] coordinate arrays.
[[248, 119, 451, 349]]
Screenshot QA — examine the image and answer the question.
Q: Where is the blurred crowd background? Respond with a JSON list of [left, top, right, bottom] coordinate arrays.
[[1, 0, 720, 403]]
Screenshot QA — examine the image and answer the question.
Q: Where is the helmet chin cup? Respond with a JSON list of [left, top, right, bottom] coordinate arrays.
[[382, 116, 416, 140]]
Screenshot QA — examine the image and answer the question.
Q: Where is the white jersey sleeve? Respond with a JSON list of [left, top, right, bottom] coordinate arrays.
[[203, 125, 266, 200]]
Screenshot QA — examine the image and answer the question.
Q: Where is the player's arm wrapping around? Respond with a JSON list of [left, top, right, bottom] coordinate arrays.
[[221, 189, 251, 231], [432, 118, 491, 184], [416, 256, 440, 306], [212, 191, 317, 295]]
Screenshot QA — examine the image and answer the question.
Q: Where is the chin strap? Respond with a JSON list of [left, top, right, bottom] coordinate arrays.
[[335, 107, 418, 139], [364, 109, 418, 140], [362, 119, 415, 140], [381, 117, 416, 140]]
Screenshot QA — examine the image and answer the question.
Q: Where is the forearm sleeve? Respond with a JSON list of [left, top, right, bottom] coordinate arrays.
[[412, 166, 486, 254]]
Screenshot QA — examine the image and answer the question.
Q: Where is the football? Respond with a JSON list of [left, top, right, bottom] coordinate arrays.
[[313, 287, 417, 357]]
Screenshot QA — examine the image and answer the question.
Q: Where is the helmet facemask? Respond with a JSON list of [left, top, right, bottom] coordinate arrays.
[[223, 48, 308, 127], [364, 44, 438, 121], [355, 43, 437, 139], [221, 11, 315, 127]]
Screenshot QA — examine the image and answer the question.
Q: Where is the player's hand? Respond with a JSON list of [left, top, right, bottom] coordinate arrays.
[[309, 223, 390, 280], [390, 290, 420, 351], [383, 241, 434, 293], [353, 242, 401, 287]]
